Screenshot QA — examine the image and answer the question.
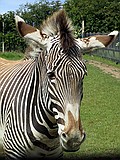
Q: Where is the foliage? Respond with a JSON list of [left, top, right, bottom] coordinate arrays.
[[64, 0, 120, 36], [0, 0, 62, 52], [0, 11, 26, 52], [16, 0, 62, 28], [0, 0, 119, 52]]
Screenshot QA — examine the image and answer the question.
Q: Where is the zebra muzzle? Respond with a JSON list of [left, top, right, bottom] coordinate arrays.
[[60, 132, 86, 152]]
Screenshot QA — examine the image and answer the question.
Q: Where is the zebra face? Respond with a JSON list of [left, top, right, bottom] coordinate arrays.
[[15, 10, 118, 155], [46, 44, 86, 151]]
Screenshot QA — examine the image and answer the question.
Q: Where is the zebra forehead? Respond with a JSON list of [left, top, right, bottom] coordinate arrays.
[[46, 56, 87, 79], [58, 57, 86, 72]]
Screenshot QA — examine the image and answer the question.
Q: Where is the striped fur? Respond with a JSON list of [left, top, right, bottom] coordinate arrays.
[[0, 11, 86, 158], [0, 54, 62, 159], [40, 10, 74, 50], [0, 9, 118, 159]]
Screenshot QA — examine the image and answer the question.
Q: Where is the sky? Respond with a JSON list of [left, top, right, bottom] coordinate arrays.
[[0, 0, 64, 14]]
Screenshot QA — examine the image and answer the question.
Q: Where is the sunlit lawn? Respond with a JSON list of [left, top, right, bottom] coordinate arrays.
[[0, 52, 24, 60], [84, 54, 120, 68], [64, 64, 120, 159]]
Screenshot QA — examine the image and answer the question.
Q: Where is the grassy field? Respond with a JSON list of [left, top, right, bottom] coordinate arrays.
[[84, 54, 120, 68], [64, 63, 120, 159], [0, 52, 24, 60], [0, 52, 120, 159]]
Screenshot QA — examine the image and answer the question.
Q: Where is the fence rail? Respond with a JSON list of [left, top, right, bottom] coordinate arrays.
[[0, 32, 120, 62], [0, 36, 26, 53], [85, 32, 120, 63]]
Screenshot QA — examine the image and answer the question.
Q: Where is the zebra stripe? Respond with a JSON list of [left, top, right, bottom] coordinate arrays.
[[0, 10, 94, 159], [0, 55, 62, 159]]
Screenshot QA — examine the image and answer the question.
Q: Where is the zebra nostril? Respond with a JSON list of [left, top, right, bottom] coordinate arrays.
[[62, 133, 67, 138], [61, 132, 68, 143]]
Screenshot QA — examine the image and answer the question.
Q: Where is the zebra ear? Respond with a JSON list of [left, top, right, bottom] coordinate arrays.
[[77, 31, 118, 52], [15, 15, 48, 49]]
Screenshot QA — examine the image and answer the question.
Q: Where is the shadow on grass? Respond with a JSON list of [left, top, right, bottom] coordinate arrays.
[[65, 155, 120, 160], [0, 154, 120, 160]]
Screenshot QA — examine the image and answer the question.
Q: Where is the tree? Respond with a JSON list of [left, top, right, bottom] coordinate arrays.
[[0, 11, 26, 52], [0, 0, 119, 52], [64, 0, 120, 36], [16, 0, 62, 28], [0, 0, 62, 52]]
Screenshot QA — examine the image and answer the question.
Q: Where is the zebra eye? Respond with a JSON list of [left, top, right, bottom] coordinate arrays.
[[47, 71, 55, 80]]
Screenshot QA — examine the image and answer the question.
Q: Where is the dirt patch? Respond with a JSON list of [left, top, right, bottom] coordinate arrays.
[[88, 60, 120, 79], [0, 58, 120, 79]]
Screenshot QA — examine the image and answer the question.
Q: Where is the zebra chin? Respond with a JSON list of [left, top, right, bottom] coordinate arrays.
[[60, 132, 86, 152]]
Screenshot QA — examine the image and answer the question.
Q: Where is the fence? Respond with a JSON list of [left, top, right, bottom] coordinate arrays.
[[0, 32, 120, 62], [85, 32, 120, 63], [0, 35, 26, 53]]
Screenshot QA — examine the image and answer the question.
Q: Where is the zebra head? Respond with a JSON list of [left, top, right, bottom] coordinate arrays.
[[15, 10, 118, 152]]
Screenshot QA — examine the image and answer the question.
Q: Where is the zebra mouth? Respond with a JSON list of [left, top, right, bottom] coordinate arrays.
[[60, 133, 86, 152], [61, 139, 80, 152]]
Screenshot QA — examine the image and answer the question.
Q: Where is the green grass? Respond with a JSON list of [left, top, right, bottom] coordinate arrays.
[[84, 54, 120, 69], [64, 64, 120, 159], [0, 52, 24, 60]]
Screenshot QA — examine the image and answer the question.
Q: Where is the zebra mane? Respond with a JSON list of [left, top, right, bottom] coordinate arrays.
[[40, 10, 75, 50]]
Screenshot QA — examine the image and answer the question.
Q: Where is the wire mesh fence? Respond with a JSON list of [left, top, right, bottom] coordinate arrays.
[[85, 32, 120, 63], [0, 32, 120, 62], [0, 35, 26, 53]]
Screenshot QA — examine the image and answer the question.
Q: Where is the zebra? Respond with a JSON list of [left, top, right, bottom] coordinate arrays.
[[0, 10, 118, 160]]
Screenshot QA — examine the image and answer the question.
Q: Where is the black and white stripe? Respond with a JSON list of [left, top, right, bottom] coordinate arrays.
[[0, 55, 63, 159], [0, 10, 88, 159], [46, 37, 87, 124]]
